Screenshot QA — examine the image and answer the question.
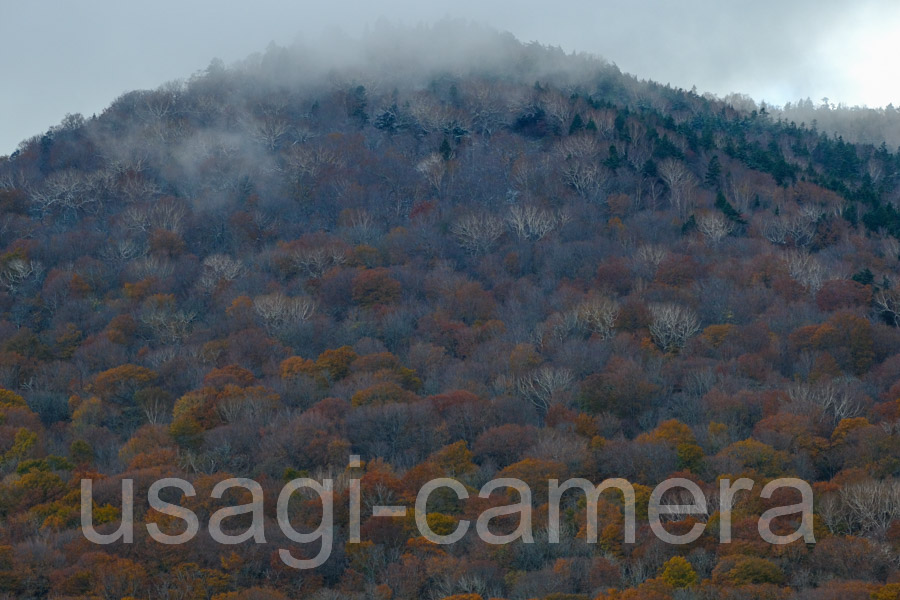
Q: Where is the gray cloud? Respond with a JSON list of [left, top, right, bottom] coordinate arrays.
[[2, 0, 898, 154]]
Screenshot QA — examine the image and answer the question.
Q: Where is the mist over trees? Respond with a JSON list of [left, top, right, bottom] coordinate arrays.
[[756, 96, 900, 150], [1, 21, 900, 600]]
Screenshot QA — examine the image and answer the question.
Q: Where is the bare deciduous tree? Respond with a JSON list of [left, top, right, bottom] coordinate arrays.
[[290, 244, 347, 279], [253, 293, 316, 334], [635, 244, 667, 276], [140, 304, 196, 344], [506, 204, 558, 241], [837, 479, 900, 537], [138, 84, 185, 143], [282, 144, 342, 184], [532, 313, 572, 350], [343, 208, 379, 245], [648, 303, 700, 352], [874, 287, 900, 327], [880, 238, 900, 264], [249, 114, 291, 151], [561, 161, 606, 198], [131, 256, 174, 280], [799, 204, 826, 223], [0, 258, 43, 293], [784, 250, 829, 292], [138, 393, 170, 425], [787, 378, 862, 424], [762, 214, 789, 245], [30, 170, 96, 217], [570, 296, 620, 339], [117, 172, 160, 204], [407, 91, 465, 135], [431, 572, 501, 600], [415, 153, 446, 195], [556, 136, 607, 199], [645, 178, 665, 210], [696, 212, 734, 245], [199, 254, 245, 289], [452, 213, 505, 255], [762, 212, 815, 247], [516, 366, 574, 413], [122, 197, 186, 234], [101, 239, 147, 265], [151, 197, 187, 233], [539, 90, 573, 131], [727, 178, 755, 213], [555, 206, 573, 229], [658, 159, 696, 219], [217, 390, 276, 424], [463, 79, 510, 136]]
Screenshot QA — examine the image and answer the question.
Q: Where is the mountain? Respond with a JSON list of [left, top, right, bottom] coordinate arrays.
[[1, 23, 899, 600]]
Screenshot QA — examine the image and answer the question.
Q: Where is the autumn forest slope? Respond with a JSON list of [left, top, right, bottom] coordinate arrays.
[[1, 24, 900, 600]]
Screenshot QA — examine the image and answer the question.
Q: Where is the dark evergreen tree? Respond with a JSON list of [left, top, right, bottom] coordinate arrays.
[[851, 268, 874, 286], [568, 114, 584, 135], [605, 145, 621, 170], [705, 155, 722, 188], [348, 85, 369, 126], [715, 191, 747, 224], [439, 137, 453, 161]]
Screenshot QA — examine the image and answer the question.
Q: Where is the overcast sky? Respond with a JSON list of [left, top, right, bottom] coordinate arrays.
[[2, 0, 899, 155]]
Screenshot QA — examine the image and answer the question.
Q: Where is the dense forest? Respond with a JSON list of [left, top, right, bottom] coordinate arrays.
[[1, 23, 900, 600]]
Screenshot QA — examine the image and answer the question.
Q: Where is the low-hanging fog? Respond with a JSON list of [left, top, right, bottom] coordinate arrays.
[[2, 0, 899, 155]]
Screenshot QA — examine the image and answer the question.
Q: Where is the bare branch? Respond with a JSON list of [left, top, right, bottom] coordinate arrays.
[[648, 302, 700, 352], [253, 293, 316, 334], [696, 212, 734, 245], [516, 366, 574, 413], [452, 213, 505, 255]]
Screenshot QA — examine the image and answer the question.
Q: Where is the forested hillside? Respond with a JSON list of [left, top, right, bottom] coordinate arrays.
[[1, 24, 900, 600]]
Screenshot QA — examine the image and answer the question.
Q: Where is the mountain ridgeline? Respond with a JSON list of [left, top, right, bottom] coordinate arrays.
[[1, 24, 900, 600]]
